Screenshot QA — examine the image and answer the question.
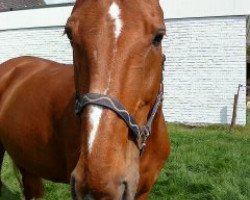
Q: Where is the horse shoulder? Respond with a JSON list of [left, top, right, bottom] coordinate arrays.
[[0, 56, 74, 122]]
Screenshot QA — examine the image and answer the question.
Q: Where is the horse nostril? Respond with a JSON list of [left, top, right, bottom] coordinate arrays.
[[122, 181, 128, 200], [84, 193, 95, 200], [70, 176, 77, 200]]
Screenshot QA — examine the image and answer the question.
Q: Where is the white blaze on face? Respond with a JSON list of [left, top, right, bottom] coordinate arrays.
[[108, 2, 123, 39], [88, 89, 109, 153], [88, 2, 121, 154], [88, 105, 103, 153]]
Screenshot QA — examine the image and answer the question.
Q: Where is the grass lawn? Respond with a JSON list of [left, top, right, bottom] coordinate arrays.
[[1, 112, 250, 200]]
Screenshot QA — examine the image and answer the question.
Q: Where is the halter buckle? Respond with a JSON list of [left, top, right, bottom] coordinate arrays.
[[75, 98, 82, 117], [138, 125, 152, 154], [142, 125, 151, 137]]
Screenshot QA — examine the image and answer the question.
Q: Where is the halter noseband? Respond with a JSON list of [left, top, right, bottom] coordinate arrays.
[[75, 55, 165, 153]]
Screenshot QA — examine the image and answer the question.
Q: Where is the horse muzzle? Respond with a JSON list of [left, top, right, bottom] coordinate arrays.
[[70, 175, 135, 200]]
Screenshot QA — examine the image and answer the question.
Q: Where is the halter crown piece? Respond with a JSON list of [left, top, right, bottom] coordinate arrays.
[[75, 54, 166, 154]]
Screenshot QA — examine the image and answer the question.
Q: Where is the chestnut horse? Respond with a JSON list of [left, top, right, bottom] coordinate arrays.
[[0, 0, 170, 199]]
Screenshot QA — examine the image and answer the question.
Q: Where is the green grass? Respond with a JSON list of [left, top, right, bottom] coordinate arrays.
[[0, 154, 71, 200], [150, 112, 250, 200], [1, 113, 250, 199]]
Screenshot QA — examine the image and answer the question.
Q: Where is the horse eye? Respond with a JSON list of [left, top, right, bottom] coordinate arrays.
[[65, 27, 73, 41], [152, 34, 164, 46]]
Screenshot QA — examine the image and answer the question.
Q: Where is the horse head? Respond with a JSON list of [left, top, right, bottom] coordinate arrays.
[[65, 0, 166, 199]]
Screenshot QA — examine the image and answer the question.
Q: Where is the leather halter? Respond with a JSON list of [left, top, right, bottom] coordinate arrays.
[[75, 55, 166, 153]]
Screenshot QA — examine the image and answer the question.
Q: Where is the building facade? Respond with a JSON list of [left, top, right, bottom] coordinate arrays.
[[0, 0, 249, 125], [160, 0, 250, 125], [162, 16, 246, 125]]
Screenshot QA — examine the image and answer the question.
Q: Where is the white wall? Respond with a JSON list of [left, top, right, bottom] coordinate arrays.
[[162, 16, 246, 125], [247, 16, 250, 45], [0, 27, 72, 64], [0, 1, 250, 31], [0, 6, 72, 30], [160, 0, 250, 19], [0, 7, 247, 125]]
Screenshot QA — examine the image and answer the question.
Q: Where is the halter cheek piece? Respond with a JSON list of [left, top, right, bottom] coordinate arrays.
[[75, 55, 166, 154]]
